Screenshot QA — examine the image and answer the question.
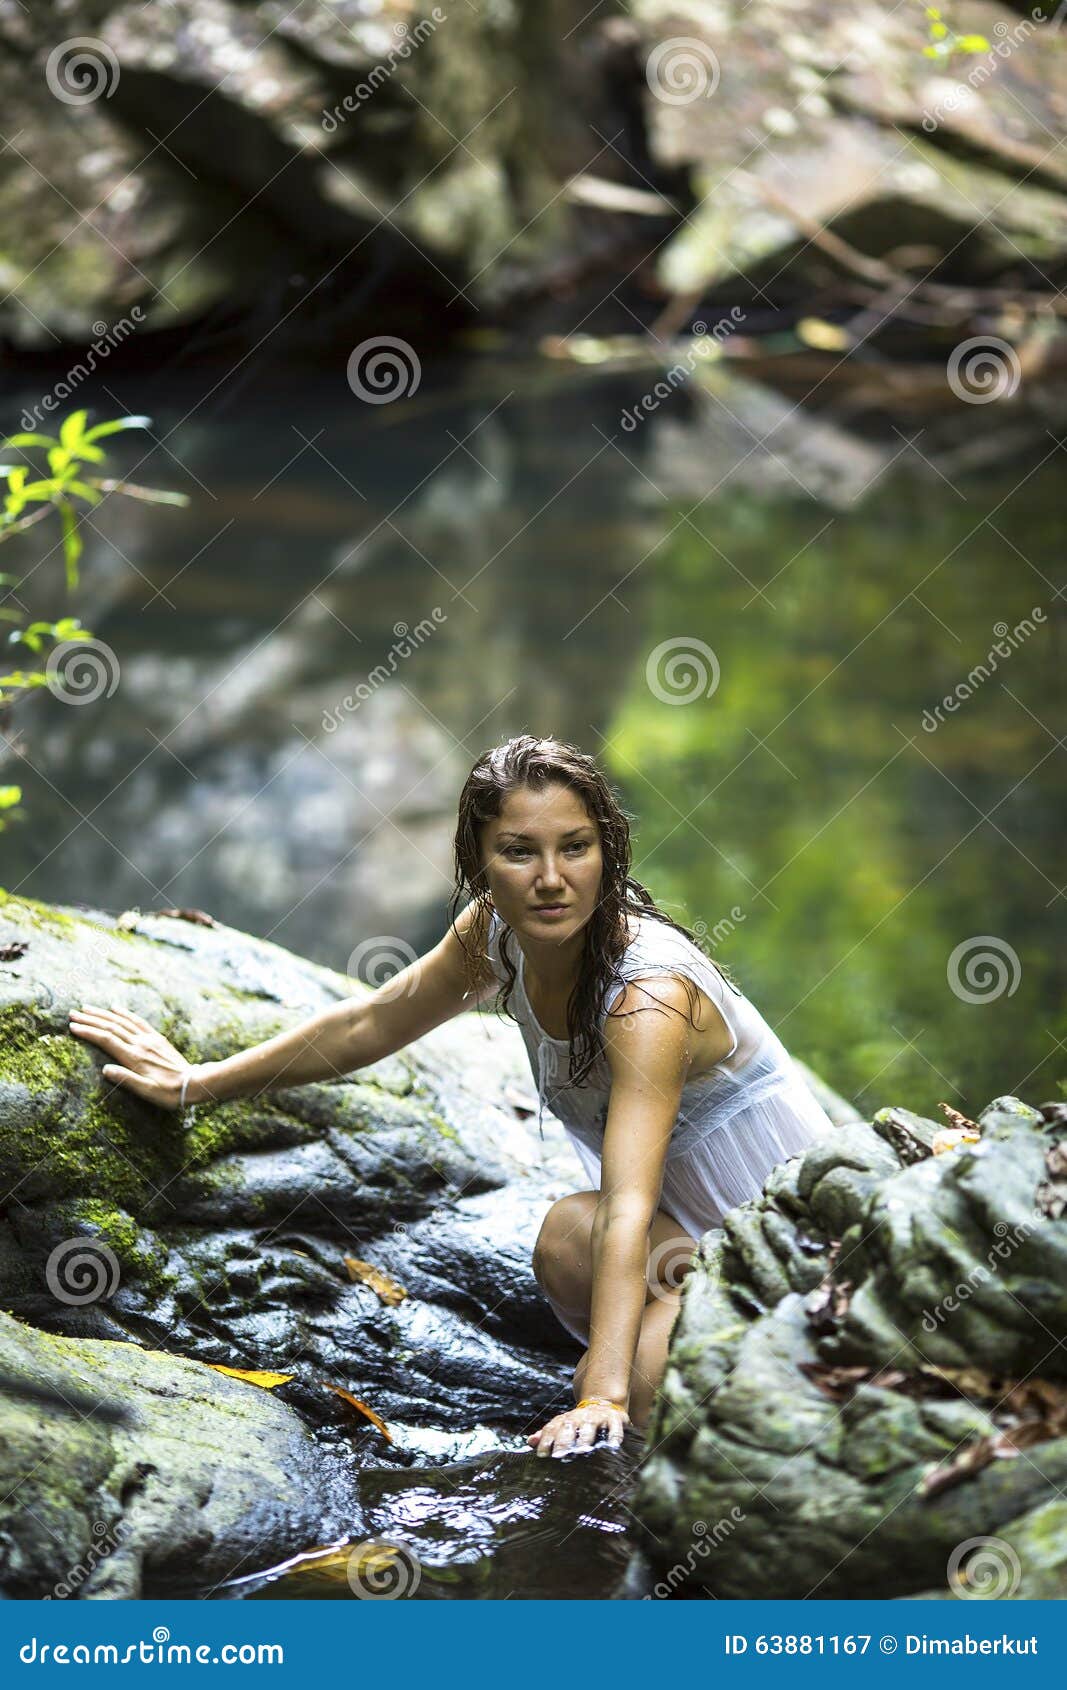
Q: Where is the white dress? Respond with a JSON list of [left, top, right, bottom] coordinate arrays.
[[487, 905, 833, 1341]]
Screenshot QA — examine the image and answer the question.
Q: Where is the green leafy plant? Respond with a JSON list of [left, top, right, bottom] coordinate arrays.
[[920, 5, 990, 58], [0, 410, 186, 591], [0, 411, 189, 831]]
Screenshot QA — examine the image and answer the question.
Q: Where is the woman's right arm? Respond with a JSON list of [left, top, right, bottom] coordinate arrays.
[[69, 901, 498, 1109]]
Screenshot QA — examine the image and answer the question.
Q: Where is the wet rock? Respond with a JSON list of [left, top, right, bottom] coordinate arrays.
[[0, 1308, 362, 1599], [0, 889, 581, 1438], [631, 1095, 1067, 1597]]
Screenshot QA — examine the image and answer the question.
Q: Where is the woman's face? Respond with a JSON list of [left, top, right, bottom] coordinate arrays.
[[479, 782, 603, 943]]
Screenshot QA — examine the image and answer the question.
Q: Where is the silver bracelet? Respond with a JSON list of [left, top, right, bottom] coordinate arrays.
[[179, 1068, 195, 1111]]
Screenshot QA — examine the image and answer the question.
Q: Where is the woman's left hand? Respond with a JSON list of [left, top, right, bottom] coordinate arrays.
[[527, 1401, 629, 1459]]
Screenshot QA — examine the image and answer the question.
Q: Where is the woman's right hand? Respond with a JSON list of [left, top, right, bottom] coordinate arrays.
[[68, 1004, 200, 1109]]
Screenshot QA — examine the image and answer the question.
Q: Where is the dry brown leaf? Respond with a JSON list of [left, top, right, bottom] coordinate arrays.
[[205, 1364, 294, 1390], [937, 1102, 981, 1135], [155, 907, 219, 927], [0, 941, 28, 961], [324, 1383, 393, 1442], [343, 1256, 407, 1306]]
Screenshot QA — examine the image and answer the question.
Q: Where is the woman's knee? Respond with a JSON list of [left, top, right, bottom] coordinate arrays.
[[532, 1190, 598, 1299]]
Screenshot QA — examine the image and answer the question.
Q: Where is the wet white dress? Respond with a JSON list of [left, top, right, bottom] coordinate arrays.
[[486, 905, 833, 1337]]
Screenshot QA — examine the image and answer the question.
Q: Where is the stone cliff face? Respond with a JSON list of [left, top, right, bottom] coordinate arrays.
[[3, 2, 1064, 350]]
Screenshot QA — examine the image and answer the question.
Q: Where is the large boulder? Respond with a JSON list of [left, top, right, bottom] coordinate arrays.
[[632, 1096, 1067, 1598], [0, 1307, 363, 1599], [0, 889, 584, 1440]]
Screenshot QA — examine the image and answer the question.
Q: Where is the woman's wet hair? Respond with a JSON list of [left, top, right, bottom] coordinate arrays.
[[448, 734, 740, 1088]]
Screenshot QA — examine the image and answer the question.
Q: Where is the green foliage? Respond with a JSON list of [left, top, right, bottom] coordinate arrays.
[[920, 5, 989, 59], [0, 410, 153, 590], [0, 785, 23, 832], [0, 409, 189, 832]]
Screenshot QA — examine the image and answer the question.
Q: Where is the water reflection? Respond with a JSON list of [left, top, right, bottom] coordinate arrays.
[[1, 362, 1063, 1113]]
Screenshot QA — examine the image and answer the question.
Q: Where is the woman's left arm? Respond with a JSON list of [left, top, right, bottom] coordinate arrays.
[[530, 977, 693, 1456]]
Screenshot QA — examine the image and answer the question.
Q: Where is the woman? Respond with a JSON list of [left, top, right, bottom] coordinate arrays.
[[68, 735, 833, 1462]]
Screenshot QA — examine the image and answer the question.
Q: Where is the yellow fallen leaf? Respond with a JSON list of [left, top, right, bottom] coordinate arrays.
[[205, 1364, 294, 1389], [325, 1382, 394, 1442], [795, 317, 852, 351], [343, 1255, 408, 1306]]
